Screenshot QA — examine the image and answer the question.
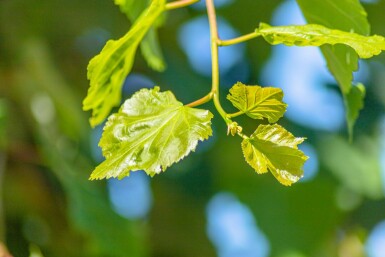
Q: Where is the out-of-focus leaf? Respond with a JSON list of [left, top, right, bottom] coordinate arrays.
[[83, 0, 166, 127], [90, 87, 213, 180], [140, 28, 166, 72], [114, 0, 166, 72], [12, 42, 147, 256], [0, 99, 8, 149], [344, 83, 365, 141], [319, 135, 383, 199], [227, 82, 287, 123], [242, 124, 308, 186], [256, 23, 385, 59]]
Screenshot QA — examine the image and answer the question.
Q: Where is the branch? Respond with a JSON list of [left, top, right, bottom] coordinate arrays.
[[206, 0, 232, 124]]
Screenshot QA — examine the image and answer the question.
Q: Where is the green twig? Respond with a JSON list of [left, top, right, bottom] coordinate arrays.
[[186, 92, 213, 107], [227, 110, 244, 118], [205, 0, 232, 124], [165, 0, 200, 10], [218, 32, 260, 46]]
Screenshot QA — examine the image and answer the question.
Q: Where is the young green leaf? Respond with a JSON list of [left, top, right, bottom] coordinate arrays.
[[140, 28, 167, 72], [296, 0, 369, 137], [114, 0, 166, 72], [344, 83, 366, 142], [90, 87, 213, 180], [242, 124, 308, 186], [256, 23, 385, 59], [227, 82, 287, 123], [114, 0, 147, 19], [83, 0, 166, 127], [295, 0, 369, 91]]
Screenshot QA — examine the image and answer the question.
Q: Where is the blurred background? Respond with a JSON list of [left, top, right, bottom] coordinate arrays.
[[1, 0, 385, 256]]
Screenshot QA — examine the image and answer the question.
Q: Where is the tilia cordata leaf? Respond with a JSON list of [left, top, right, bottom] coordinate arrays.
[[114, 0, 166, 72], [90, 87, 213, 180], [227, 82, 287, 123], [256, 23, 385, 59], [296, 0, 369, 139], [83, 0, 166, 127], [242, 124, 308, 186]]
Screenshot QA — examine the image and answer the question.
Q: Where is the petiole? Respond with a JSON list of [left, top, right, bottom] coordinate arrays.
[[165, 0, 200, 10], [218, 31, 260, 46]]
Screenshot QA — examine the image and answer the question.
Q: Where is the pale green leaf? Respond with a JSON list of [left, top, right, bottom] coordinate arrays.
[[114, 0, 147, 20], [295, 0, 369, 35], [140, 28, 166, 72], [344, 83, 365, 141], [319, 135, 383, 199], [114, 0, 166, 72], [227, 82, 287, 123], [90, 87, 213, 180], [296, 0, 369, 93], [256, 23, 385, 59], [83, 0, 166, 127], [296, 0, 369, 135], [321, 45, 358, 94], [242, 124, 308, 186]]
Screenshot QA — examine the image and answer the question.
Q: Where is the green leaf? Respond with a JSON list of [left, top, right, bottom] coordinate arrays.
[[319, 135, 383, 199], [296, 0, 370, 136], [256, 23, 385, 59], [83, 0, 166, 127], [295, 0, 369, 35], [227, 82, 287, 123], [114, 0, 147, 19], [140, 28, 167, 72], [344, 83, 365, 141], [114, 0, 166, 72], [242, 124, 308, 186], [90, 87, 213, 180], [295, 0, 370, 93], [321, 45, 358, 94]]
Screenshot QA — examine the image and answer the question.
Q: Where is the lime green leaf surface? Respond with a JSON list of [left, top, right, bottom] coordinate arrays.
[[227, 82, 287, 123], [296, 0, 369, 136], [344, 83, 365, 141], [296, 0, 370, 94], [322, 45, 358, 94], [83, 0, 166, 127], [90, 87, 213, 180], [242, 124, 308, 186], [114, 0, 166, 72], [256, 23, 385, 59]]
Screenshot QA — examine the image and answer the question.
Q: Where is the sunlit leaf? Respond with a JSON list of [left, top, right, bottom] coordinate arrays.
[[297, 0, 369, 91], [256, 23, 385, 59], [227, 82, 287, 123], [83, 0, 166, 127], [114, 0, 166, 72], [242, 124, 308, 186], [90, 87, 213, 180], [296, 0, 369, 136], [344, 83, 365, 141]]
